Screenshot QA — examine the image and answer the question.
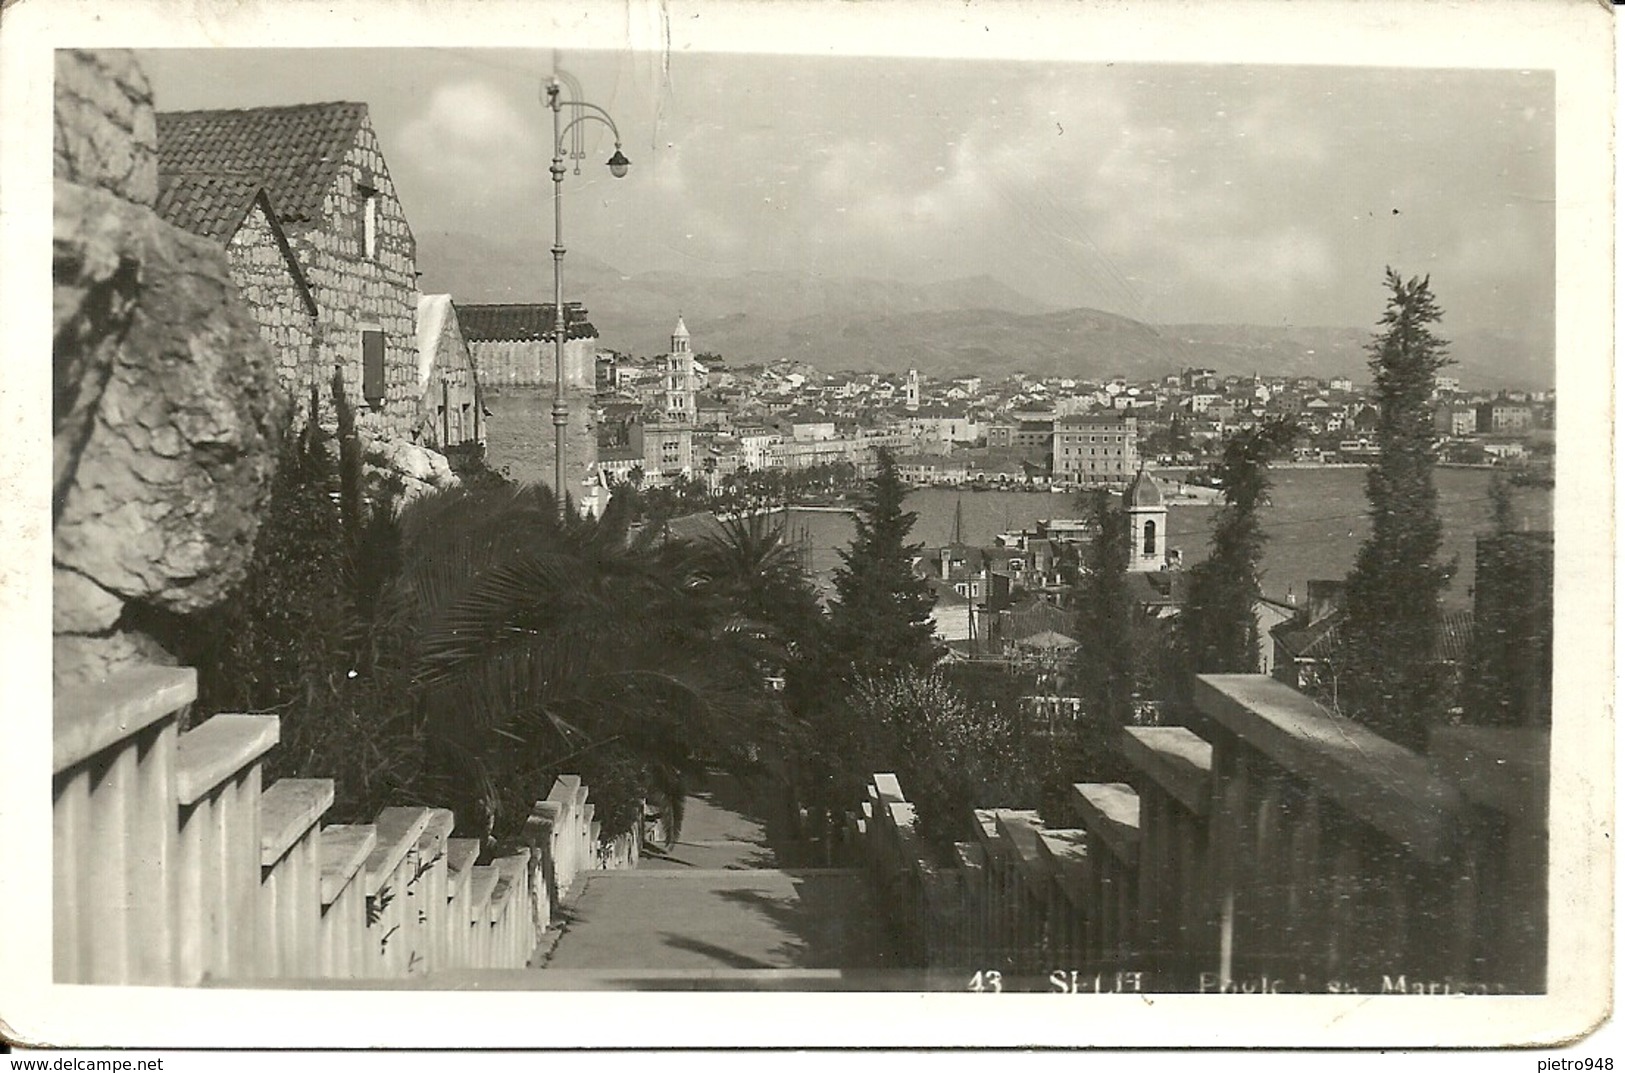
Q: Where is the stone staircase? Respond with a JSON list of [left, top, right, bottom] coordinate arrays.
[[422, 775, 902, 987]]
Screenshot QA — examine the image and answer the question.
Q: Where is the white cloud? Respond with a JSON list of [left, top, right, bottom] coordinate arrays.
[[397, 80, 540, 195]]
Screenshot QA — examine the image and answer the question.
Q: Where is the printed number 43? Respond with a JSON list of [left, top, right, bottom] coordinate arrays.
[[969, 970, 1003, 993]]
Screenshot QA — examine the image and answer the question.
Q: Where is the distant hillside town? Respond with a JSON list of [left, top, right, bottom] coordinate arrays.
[[555, 311, 1555, 502]]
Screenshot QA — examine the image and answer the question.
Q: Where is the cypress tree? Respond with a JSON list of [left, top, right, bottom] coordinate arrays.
[[1337, 268, 1455, 750], [1184, 418, 1298, 674], [1073, 487, 1135, 736], [828, 448, 942, 673], [1464, 471, 1553, 728]]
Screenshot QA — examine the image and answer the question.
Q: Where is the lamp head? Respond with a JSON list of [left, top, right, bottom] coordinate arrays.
[[606, 148, 631, 178]]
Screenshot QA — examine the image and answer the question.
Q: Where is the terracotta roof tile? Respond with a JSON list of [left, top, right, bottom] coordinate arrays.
[[458, 303, 598, 343], [1273, 608, 1473, 664], [153, 172, 268, 242], [156, 102, 369, 227]]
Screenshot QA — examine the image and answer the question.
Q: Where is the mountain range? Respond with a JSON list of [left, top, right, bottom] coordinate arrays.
[[416, 231, 1554, 391]]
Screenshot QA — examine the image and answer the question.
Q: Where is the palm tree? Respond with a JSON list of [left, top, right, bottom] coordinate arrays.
[[397, 483, 783, 845], [693, 509, 830, 845], [697, 511, 821, 642]]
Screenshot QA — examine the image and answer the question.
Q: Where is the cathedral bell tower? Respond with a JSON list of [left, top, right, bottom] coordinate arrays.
[[664, 315, 696, 425]]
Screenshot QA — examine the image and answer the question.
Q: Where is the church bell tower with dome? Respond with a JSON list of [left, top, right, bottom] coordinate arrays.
[[1123, 468, 1167, 573]]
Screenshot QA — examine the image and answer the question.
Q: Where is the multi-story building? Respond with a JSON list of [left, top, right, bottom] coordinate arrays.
[[1052, 413, 1139, 485], [1010, 416, 1056, 461], [736, 427, 783, 471], [985, 423, 1016, 449], [1181, 367, 1219, 393], [1478, 400, 1534, 435], [641, 419, 693, 482], [1434, 403, 1479, 437], [905, 408, 979, 451]]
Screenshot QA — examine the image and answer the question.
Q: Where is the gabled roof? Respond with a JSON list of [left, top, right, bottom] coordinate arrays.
[[1273, 612, 1343, 660], [154, 172, 268, 242], [998, 601, 1072, 643], [153, 173, 316, 319], [157, 103, 370, 227], [416, 294, 477, 391], [458, 303, 599, 342], [663, 511, 723, 543]]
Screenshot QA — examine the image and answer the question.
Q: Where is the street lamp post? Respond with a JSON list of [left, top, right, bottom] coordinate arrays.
[[545, 76, 630, 519]]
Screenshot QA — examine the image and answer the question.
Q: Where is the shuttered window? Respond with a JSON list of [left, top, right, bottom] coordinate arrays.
[[362, 330, 385, 408]]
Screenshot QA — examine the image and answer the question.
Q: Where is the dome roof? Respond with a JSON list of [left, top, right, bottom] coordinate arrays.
[[1123, 468, 1163, 509]]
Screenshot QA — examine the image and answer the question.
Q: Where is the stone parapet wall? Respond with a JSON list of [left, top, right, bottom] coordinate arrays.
[[858, 675, 1549, 994], [52, 664, 632, 985], [54, 50, 159, 205]]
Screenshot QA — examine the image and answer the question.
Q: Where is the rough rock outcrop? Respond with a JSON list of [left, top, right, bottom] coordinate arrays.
[[54, 50, 159, 206], [363, 435, 460, 504], [53, 51, 285, 687]]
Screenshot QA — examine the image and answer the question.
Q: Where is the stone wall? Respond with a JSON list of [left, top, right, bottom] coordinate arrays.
[[289, 118, 419, 438], [53, 51, 284, 687], [471, 337, 595, 390], [226, 200, 318, 411], [482, 387, 598, 501]]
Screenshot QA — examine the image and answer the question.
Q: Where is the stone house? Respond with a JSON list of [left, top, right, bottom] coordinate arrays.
[[157, 102, 422, 438], [414, 294, 484, 456], [153, 174, 319, 399]]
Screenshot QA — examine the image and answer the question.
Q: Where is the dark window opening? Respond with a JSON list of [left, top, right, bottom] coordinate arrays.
[[362, 329, 385, 408], [1143, 519, 1157, 556]]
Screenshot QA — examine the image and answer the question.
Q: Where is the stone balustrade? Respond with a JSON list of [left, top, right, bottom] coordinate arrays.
[[52, 662, 630, 985], [856, 673, 1549, 992]]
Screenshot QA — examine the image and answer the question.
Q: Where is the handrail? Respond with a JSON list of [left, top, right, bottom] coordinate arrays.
[[54, 664, 196, 773], [1194, 674, 1465, 861]]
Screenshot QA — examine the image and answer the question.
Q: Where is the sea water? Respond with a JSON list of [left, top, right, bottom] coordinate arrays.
[[789, 467, 1552, 610]]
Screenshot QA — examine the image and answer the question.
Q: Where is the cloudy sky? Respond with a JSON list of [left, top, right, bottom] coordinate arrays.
[[138, 48, 1554, 349]]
